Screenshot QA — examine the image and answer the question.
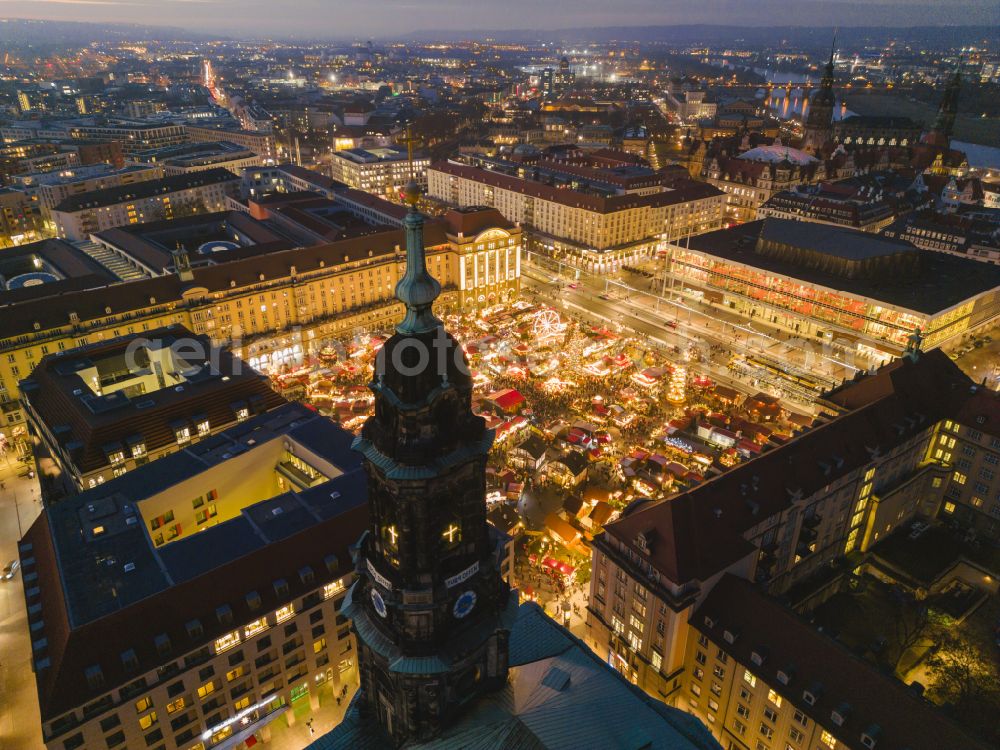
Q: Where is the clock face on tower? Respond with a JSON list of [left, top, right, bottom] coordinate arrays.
[[453, 590, 477, 619], [371, 587, 388, 618]]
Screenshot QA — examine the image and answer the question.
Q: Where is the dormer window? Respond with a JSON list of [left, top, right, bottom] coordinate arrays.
[[246, 591, 262, 610], [831, 703, 850, 726], [120, 649, 139, 671], [777, 669, 791, 685], [185, 619, 204, 640], [723, 629, 738, 644], [216, 604, 233, 626], [751, 650, 765, 666], [195, 417, 210, 436], [861, 724, 881, 748], [84, 664, 104, 690]]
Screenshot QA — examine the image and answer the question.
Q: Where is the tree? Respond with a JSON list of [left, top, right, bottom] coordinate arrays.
[[927, 632, 1000, 708]]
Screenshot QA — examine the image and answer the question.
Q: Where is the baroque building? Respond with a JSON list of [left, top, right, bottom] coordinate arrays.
[[343, 180, 519, 743]]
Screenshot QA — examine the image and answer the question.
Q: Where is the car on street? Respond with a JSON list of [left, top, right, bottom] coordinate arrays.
[[566, 283, 578, 290], [2, 559, 19, 580]]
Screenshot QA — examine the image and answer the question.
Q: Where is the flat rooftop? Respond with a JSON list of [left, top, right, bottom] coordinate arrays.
[[20, 325, 286, 472], [0, 238, 118, 303], [685, 219, 1000, 315], [22, 401, 369, 719], [52, 167, 239, 213], [93, 210, 292, 271]]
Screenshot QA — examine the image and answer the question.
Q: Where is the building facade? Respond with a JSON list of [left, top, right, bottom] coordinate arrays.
[[20, 402, 368, 750], [328, 146, 429, 199], [428, 159, 724, 273], [585, 351, 995, 750], [51, 168, 241, 241]]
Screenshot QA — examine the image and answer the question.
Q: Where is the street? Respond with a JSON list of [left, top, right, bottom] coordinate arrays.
[[0, 452, 44, 750]]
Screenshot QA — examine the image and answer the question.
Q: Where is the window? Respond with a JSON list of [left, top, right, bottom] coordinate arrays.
[[226, 665, 244, 682], [165, 697, 185, 714], [789, 726, 804, 743], [767, 689, 782, 707], [135, 697, 152, 713], [244, 618, 269, 638], [792, 709, 807, 727], [690, 683, 701, 697], [214, 631, 240, 654], [138, 711, 157, 730], [740, 687, 752, 701], [759, 723, 774, 740], [713, 664, 725, 679], [275, 604, 295, 623], [196, 680, 217, 699], [733, 719, 747, 736], [651, 650, 662, 671], [763, 706, 778, 723], [744, 669, 757, 687], [737, 703, 750, 719], [820, 730, 837, 748]]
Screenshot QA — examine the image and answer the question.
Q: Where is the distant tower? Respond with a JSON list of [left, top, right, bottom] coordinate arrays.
[[923, 66, 961, 147], [172, 242, 194, 283], [802, 36, 837, 153], [342, 179, 517, 745]]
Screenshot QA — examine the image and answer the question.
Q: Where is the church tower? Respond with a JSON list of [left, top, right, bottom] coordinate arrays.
[[923, 66, 961, 147], [802, 38, 837, 153], [342, 180, 517, 745]]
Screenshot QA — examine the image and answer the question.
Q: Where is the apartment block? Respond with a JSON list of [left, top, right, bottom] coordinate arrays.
[[20, 402, 368, 750]]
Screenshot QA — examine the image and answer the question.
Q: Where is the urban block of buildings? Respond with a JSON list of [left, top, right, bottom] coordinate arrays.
[[19, 401, 369, 750], [428, 155, 725, 273], [20, 326, 285, 498], [586, 347, 997, 750]]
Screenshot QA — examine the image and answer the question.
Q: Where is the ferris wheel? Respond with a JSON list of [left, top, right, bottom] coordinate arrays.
[[532, 309, 563, 338]]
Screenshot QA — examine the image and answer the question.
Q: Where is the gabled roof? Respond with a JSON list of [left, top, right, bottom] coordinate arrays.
[[604, 351, 975, 585], [695, 575, 990, 750]]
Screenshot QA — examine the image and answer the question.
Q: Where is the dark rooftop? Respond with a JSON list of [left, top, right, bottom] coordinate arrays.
[[686, 219, 1000, 315], [52, 167, 239, 213]]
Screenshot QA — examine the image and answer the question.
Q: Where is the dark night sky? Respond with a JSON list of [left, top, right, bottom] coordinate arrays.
[[3, 0, 999, 39]]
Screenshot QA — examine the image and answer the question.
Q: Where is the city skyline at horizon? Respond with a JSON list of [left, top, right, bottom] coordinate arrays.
[[2, 0, 999, 40]]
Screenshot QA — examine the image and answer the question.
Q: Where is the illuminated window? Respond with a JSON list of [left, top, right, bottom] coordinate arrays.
[[226, 665, 244, 682], [323, 578, 346, 600], [944, 502, 956, 514], [821, 730, 837, 748], [135, 696, 152, 713], [953, 472, 967, 485], [743, 669, 757, 687], [441, 522, 462, 547], [275, 604, 295, 624], [165, 697, 185, 714], [313, 637, 327, 654], [214, 631, 240, 654], [767, 689, 782, 707], [244, 618, 269, 638], [138, 711, 157, 730], [234, 696, 250, 711], [196, 419, 210, 436], [196, 681, 216, 699]]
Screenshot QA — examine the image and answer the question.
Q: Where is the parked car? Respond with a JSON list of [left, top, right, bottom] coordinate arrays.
[[2, 559, 19, 580]]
